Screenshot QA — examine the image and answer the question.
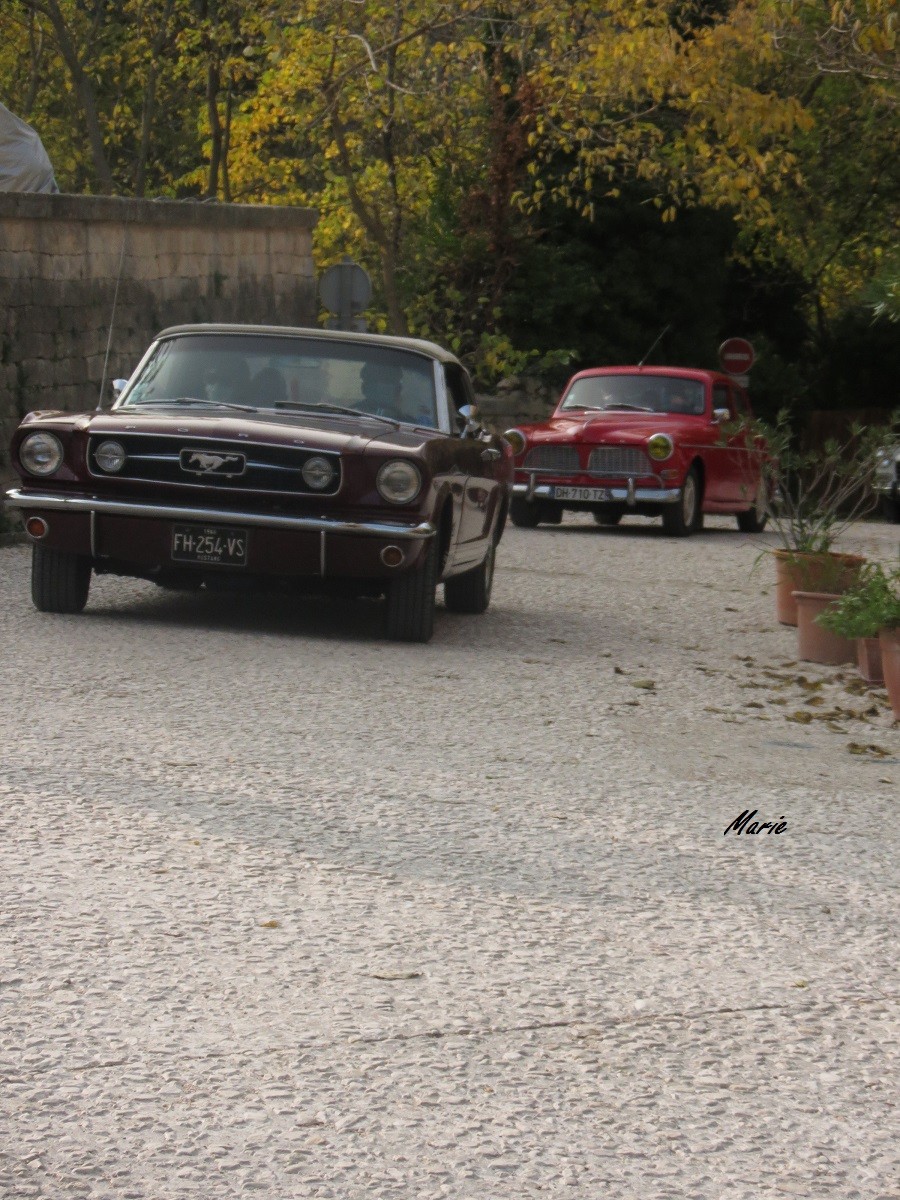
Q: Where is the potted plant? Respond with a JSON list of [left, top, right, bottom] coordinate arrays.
[[813, 564, 896, 682], [759, 412, 899, 625]]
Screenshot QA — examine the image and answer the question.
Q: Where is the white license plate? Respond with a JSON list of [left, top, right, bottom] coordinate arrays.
[[551, 486, 614, 502], [172, 524, 248, 566]]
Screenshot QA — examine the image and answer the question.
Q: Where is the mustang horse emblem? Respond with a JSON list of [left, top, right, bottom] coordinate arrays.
[[181, 450, 245, 476]]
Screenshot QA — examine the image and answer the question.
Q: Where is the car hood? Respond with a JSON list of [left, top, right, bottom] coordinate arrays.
[[21, 406, 440, 456], [520, 411, 704, 445]]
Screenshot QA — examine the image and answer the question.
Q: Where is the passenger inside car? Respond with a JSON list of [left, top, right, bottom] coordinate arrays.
[[251, 365, 288, 404], [204, 357, 251, 405], [358, 361, 403, 418]]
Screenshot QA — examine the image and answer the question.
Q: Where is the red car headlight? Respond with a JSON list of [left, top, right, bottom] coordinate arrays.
[[646, 433, 674, 462]]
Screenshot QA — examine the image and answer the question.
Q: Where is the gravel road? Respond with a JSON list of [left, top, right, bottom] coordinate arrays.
[[1, 514, 898, 1200]]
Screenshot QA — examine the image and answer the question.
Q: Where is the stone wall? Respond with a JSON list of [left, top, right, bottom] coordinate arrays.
[[476, 376, 559, 434], [1, 191, 317, 539]]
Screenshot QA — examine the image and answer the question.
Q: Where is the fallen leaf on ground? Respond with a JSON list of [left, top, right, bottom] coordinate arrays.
[[848, 742, 892, 758]]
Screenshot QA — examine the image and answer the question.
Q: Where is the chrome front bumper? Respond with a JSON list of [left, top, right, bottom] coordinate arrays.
[[4, 488, 436, 540], [512, 481, 680, 505]]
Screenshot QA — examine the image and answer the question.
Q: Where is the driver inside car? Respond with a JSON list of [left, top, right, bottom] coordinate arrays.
[[358, 361, 402, 419]]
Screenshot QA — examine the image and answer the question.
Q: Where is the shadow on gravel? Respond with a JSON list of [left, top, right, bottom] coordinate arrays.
[[526, 517, 780, 544], [78, 578, 591, 652]]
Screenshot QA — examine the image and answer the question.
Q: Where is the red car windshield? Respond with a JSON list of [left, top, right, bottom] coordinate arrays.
[[560, 374, 706, 416]]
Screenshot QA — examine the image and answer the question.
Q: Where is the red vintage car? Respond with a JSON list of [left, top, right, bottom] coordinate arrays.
[[505, 366, 767, 535], [5, 324, 513, 642]]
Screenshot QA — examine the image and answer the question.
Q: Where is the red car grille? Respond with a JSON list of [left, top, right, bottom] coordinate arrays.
[[523, 446, 580, 473], [588, 447, 652, 476]]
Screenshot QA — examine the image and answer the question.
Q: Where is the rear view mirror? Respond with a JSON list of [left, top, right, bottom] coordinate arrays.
[[458, 403, 482, 436]]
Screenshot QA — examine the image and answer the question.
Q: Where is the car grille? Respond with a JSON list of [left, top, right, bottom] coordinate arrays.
[[588, 447, 652, 476], [523, 446, 581, 473], [87, 434, 341, 496]]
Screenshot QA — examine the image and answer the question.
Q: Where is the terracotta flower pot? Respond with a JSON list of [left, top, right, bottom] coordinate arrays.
[[879, 627, 900, 721], [857, 637, 884, 685], [774, 550, 866, 626], [793, 590, 857, 665]]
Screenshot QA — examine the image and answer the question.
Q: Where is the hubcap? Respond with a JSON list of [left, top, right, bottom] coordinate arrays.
[[755, 481, 766, 521], [484, 543, 496, 593], [682, 476, 697, 525]]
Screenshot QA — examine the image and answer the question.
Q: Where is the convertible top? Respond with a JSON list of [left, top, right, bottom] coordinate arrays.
[[0, 101, 58, 193]]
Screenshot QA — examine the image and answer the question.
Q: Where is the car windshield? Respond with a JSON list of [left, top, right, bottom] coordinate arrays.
[[120, 333, 440, 428], [560, 374, 706, 416]]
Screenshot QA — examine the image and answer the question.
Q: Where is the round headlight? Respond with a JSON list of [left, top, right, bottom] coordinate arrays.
[[504, 428, 527, 456], [647, 433, 674, 462], [19, 432, 64, 476], [301, 455, 335, 490], [94, 439, 126, 473], [377, 460, 422, 504]]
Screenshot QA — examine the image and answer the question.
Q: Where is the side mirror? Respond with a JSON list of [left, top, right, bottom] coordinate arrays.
[[458, 403, 481, 436], [112, 378, 129, 397], [712, 407, 730, 423]]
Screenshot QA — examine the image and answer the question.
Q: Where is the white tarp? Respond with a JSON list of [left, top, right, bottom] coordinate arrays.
[[0, 101, 58, 193]]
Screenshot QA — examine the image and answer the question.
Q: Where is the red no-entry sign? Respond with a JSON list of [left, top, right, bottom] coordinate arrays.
[[719, 337, 755, 374]]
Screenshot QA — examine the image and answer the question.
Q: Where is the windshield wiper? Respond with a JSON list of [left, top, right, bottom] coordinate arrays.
[[271, 400, 400, 428], [598, 403, 654, 412], [123, 397, 258, 413]]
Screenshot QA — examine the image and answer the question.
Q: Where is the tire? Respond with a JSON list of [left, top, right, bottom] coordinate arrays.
[[509, 497, 542, 528], [444, 541, 495, 614], [736, 481, 768, 533], [881, 496, 900, 524], [31, 545, 91, 613], [385, 536, 438, 642], [661, 467, 701, 537], [593, 510, 623, 526]]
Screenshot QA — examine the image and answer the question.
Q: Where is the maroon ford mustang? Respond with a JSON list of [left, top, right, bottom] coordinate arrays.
[[5, 324, 513, 642], [505, 365, 768, 536]]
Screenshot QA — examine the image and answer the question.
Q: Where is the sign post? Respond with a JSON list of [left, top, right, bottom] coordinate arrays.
[[319, 258, 372, 331]]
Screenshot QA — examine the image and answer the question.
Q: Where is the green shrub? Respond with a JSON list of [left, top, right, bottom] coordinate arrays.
[[816, 563, 900, 638]]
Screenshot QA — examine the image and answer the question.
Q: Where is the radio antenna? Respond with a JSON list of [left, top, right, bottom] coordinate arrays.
[[638, 323, 672, 367], [97, 223, 129, 410]]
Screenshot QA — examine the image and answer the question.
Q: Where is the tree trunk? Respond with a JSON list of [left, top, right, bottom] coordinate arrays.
[[38, 0, 116, 192]]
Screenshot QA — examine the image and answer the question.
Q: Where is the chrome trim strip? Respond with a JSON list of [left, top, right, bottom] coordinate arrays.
[[90, 509, 98, 557], [320, 530, 326, 576], [92, 427, 345, 454], [86, 434, 342, 497], [5, 489, 436, 540], [512, 483, 680, 504], [123, 454, 313, 474]]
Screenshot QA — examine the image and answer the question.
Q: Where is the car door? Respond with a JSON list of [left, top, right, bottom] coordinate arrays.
[[698, 381, 738, 504], [444, 362, 506, 568], [726, 381, 764, 506]]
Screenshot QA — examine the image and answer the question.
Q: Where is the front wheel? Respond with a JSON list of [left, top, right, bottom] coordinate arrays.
[[509, 497, 542, 528], [736, 481, 768, 533], [593, 509, 623, 526], [444, 542, 495, 614], [384, 537, 438, 642], [31, 545, 91, 613], [661, 467, 701, 537], [882, 496, 900, 524]]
